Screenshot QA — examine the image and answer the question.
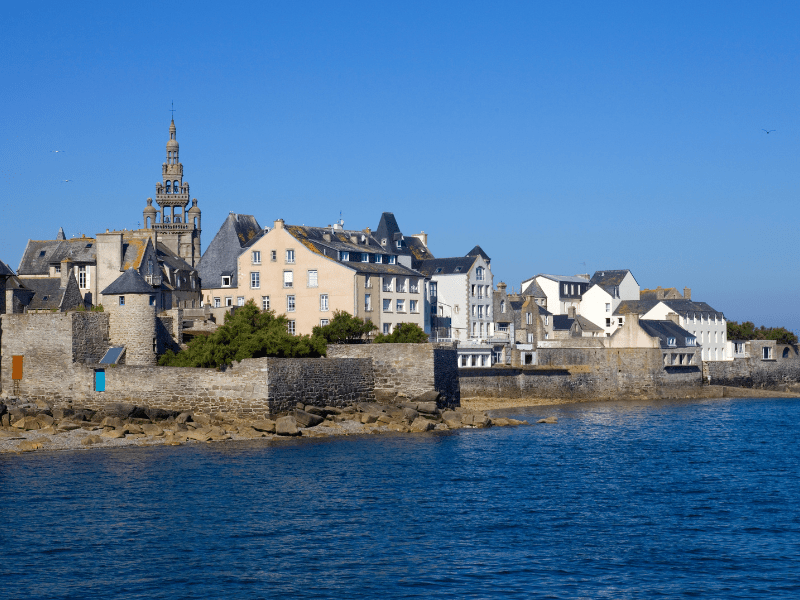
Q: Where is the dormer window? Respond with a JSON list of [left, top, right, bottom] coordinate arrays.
[[382, 239, 387, 246], [455, 266, 462, 273], [388, 255, 396, 264], [340, 251, 349, 261], [362, 253, 369, 262], [39, 250, 46, 257], [667, 337, 676, 347], [435, 267, 442, 274], [396, 240, 402, 249], [687, 337, 696, 346], [221, 276, 231, 287]]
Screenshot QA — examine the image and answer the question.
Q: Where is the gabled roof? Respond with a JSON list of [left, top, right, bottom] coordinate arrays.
[[521, 279, 547, 298], [405, 236, 433, 269], [641, 287, 683, 300], [122, 237, 148, 270], [197, 213, 263, 289], [18, 237, 97, 275], [352, 263, 426, 277], [590, 269, 635, 290], [0, 259, 14, 277], [639, 320, 697, 349], [552, 314, 603, 332], [286, 224, 390, 258], [661, 299, 723, 317], [417, 256, 477, 277], [375, 212, 401, 244], [466, 245, 490, 261], [156, 242, 194, 272], [17, 278, 66, 310], [614, 299, 659, 316], [614, 298, 723, 318], [101, 268, 155, 295]]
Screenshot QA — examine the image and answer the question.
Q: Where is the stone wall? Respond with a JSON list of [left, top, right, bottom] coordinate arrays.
[[106, 294, 156, 366], [706, 354, 800, 392], [327, 343, 460, 407], [460, 347, 703, 400]]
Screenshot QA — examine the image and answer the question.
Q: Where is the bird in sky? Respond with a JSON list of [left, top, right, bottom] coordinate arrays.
[[762, 129, 776, 134], [51, 150, 65, 153], [62, 179, 72, 182]]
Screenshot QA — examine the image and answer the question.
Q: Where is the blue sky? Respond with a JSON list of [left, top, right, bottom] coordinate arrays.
[[2, 1, 798, 331]]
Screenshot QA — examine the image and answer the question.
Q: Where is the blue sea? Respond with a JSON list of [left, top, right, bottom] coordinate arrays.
[[2, 396, 800, 599]]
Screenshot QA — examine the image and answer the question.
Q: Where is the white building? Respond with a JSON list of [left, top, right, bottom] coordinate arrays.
[[581, 270, 640, 337], [522, 274, 590, 316]]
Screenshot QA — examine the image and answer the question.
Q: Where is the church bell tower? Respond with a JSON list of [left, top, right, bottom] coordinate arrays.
[[143, 119, 201, 267]]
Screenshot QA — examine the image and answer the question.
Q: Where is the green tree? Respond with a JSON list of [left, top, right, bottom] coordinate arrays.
[[158, 300, 327, 368], [727, 320, 798, 345], [373, 322, 429, 343], [312, 310, 377, 344]]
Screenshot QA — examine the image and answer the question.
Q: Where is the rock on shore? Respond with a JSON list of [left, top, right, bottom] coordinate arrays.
[[0, 392, 531, 454]]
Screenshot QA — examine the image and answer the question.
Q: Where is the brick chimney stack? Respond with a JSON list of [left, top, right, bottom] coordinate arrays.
[[568, 306, 577, 319], [666, 311, 681, 325], [60, 258, 71, 288], [683, 287, 691, 300]]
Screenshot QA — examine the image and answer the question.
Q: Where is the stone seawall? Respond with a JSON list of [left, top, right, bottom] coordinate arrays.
[[707, 356, 800, 392], [327, 343, 460, 407], [460, 347, 703, 400]]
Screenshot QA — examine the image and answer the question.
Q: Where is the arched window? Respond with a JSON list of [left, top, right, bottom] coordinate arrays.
[[173, 180, 179, 193], [164, 215, 170, 223], [174, 216, 181, 223], [165, 181, 171, 193], [194, 217, 198, 228], [783, 347, 790, 358], [145, 216, 151, 228]]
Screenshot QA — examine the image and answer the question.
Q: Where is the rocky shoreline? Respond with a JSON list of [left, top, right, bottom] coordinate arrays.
[[0, 392, 540, 455]]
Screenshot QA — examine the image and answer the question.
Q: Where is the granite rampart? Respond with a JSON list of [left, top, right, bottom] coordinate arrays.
[[706, 354, 800, 392]]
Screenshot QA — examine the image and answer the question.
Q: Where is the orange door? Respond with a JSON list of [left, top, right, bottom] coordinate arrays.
[[12, 356, 23, 380]]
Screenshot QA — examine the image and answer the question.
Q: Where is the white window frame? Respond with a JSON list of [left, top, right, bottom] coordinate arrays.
[[288, 320, 296, 335], [237, 296, 245, 306], [283, 271, 293, 288], [383, 299, 392, 312], [221, 276, 231, 288], [410, 299, 418, 313], [262, 296, 270, 311], [396, 299, 405, 313], [250, 272, 260, 289], [287, 295, 296, 312], [365, 293, 371, 311], [308, 270, 318, 288], [285, 249, 295, 264], [320, 294, 329, 311], [252, 251, 261, 265]]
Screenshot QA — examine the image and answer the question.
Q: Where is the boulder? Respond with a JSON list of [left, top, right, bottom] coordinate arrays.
[[377, 415, 393, 425], [412, 390, 441, 405], [101, 428, 126, 439], [473, 415, 491, 428], [537, 417, 558, 424], [56, 421, 81, 431], [441, 410, 460, 422], [443, 418, 462, 429], [8, 408, 25, 422], [103, 403, 137, 419], [303, 406, 326, 417], [12, 417, 40, 431], [461, 413, 475, 426], [175, 412, 193, 424], [18, 440, 44, 452], [294, 410, 324, 428], [192, 413, 212, 426], [416, 402, 439, 415], [360, 413, 379, 424], [276, 416, 300, 436], [323, 406, 342, 415], [101, 416, 124, 428], [72, 409, 96, 422], [402, 408, 419, 423], [81, 434, 103, 446], [145, 407, 178, 422], [1, 414, 10, 427], [52, 408, 75, 420], [124, 423, 144, 434], [251, 420, 276, 434], [185, 429, 211, 442], [409, 418, 435, 433], [141, 423, 164, 436]]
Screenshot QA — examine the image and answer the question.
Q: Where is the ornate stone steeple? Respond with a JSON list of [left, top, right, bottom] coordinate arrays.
[[143, 119, 201, 267]]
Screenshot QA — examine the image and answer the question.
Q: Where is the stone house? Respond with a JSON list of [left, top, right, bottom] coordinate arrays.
[[233, 218, 428, 336], [607, 313, 700, 367], [0, 260, 14, 314], [551, 308, 604, 339]]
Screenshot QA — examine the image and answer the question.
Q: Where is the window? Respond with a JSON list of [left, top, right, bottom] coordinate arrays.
[[605, 303, 611, 312], [545, 316, 549, 325], [340, 251, 349, 261], [320, 319, 329, 326], [667, 337, 676, 347], [286, 249, 295, 263], [383, 323, 391, 334], [252, 251, 261, 264], [763, 346, 772, 360], [435, 267, 443, 274], [320, 294, 329, 311], [214, 297, 221, 308], [471, 284, 476, 297], [365, 293, 371, 311], [308, 270, 318, 287], [396, 240, 402, 249], [225, 297, 232, 306], [383, 277, 393, 292], [397, 278, 407, 293], [410, 279, 419, 293], [477, 305, 483, 318], [409, 299, 419, 313], [618, 318, 624, 325], [288, 320, 296, 335], [271, 250, 277, 262], [362, 253, 369, 262], [526, 312, 532, 325], [39, 250, 46, 257], [287, 295, 295, 312], [79, 266, 86, 288], [383, 299, 391, 312], [396, 299, 405, 312], [54, 265, 61, 274], [237, 296, 245, 306], [221, 276, 231, 287], [283, 271, 293, 288], [149, 296, 155, 306], [476, 267, 484, 281], [687, 337, 696, 346], [262, 296, 270, 311], [606, 318, 611, 327], [454, 266, 462, 272], [527, 333, 534, 343], [388, 256, 396, 264], [429, 282, 437, 297], [119, 296, 125, 306], [381, 238, 387, 246], [250, 272, 260, 289], [375, 255, 383, 264], [563, 284, 568, 294]]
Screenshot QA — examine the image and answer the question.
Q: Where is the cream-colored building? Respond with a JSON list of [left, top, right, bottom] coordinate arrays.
[[234, 219, 428, 335]]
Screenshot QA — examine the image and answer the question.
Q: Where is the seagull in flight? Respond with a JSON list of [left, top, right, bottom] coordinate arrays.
[[762, 129, 776, 134], [62, 179, 72, 182], [51, 150, 65, 153]]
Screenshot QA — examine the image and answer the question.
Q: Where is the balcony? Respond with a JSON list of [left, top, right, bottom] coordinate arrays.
[[146, 274, 162, 286]]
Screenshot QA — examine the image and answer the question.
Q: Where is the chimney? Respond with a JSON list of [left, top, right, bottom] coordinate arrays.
[[497, 281, 507, 292], [627, 312, 639, 327], [274, 219, 284, 230], [568, 306, 576, 319], [683, 287, 691, 300], [60, 258, 72, 288], [363, 227, 371, 235], [411, 231, 428, 248], [666, 312, 680, 325], [323, 232, 331, 242]]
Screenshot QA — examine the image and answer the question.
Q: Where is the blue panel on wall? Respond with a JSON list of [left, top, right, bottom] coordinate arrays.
[[95, 370, 105, 392]]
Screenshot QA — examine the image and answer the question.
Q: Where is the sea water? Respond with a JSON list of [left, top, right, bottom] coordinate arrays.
[[1, 397, 799, 599]]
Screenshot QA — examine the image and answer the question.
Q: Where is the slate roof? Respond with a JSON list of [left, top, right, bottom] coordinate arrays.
[[18, 237, 97, 275], [521, 279, 547, 298], [537, 273, 591, 284], [639, 320, 697, 349], [417, 257, 477, 277], [351, 263, 425, 277], [17, 278, 66, 310], [0, 259, 14, 277], [101, 268, 156, 295], [552, 314, 603, 332], [590, 269, 635, 290], [641, 287, 683, 300], [614, 298, 723, 319], [466, 245, 490, 261], [286, 224, 391, 258], [405, 236, 433, 269], [375, 212, 401, 245], [197, 214, 263, 289]]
